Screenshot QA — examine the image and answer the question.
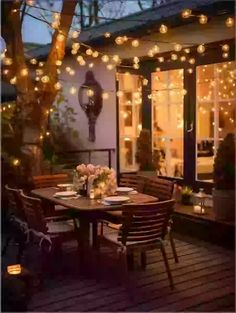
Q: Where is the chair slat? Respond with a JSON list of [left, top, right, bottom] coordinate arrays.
[[33, 174, 69, 189]]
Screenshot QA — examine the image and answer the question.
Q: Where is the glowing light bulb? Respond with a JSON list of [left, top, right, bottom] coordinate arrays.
[[102, 92, 109, 100], [13, 159, 20, 166], [87, 89, 94, 97], [148, 50, 154, 57], [46, 131, 50, 136], [55, 60, 62, 66], [21, 68, 28, 76], [86, 48, 93, 55], [3, 69, 9, 75], [104, 32, 111, 38], [116, 91, 124, 97], [72, 31, 80, 39], [70, 86, 77, 95], [159, 24, 168, 34], [189, 58, 195, 64], [174, 43, 182, 52], [57, 69, 61, 74], [92, 51, 99, 58], [72, 42, 80, 50], [153, 45, 160, 53], [71, 49, 77, 55], [133, 56, 140, 64], [187, 68, 193, 74], [79, 59, 86, 66], [30, 58, 37, 65], [76, 56, 83, 62], [199, 14, 208, 24], [184, 48, 190, 54], [39, 62, 44, 67], [180, 55, 186, 62], [54, 82, 62, 90], [133, 63, 140, 69], [131, 39, 139, 47], [158, 57, 164, 63], [66, 66, 71, 72], [181, 9, 192, 18], [115, 36, 124, 45], [69, 69, 75, 75], [10, 76, 17, 84], [225, 17, 234, 27], [102, 55, 109, 63], [222, 44, 229, 52], [107, 64, 114, 70], [89, 63, 94, 68], [197, 44, 205, 54], [156, 67, 161, 72], [222, 52, 229, 58], [143, 78, 148, 86], [57, 33, 65, 42], [171, 53, 178, 61], [3, 57, 13, 65], [41, 75, 49, 83]]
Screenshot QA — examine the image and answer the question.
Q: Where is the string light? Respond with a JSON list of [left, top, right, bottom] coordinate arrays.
[[72, 42, 80, 51], [13, 159, 20, 166], [92, 51, 99, 58], [88, 63, 94, 68], [41, 75, 50, 83], [181, 9, 192, 18], [187, 68, 193, 74], [3, 57, 13, 65], [159, 24, 168, 34], [102, 92, 109, 100], [116, 91, 124, 97], [104, 32, 111, 38], [148, 50, 154, 57], [171, 53, 178, 61], [133, 63, 140, 69], [86, 48, 93, 55], [107, 64, 114, 70], [158, 57, 164, 63], [3, 69, 9, 75], [101, 55, 109, 63], [199, 14, 208, 24], [131, 39, 139, 47], [39, 62, 44, 67], [46, 131, 50, 136], [20, 68, 28, 76], [55, 60, 62, 67], [222, 52, 229, 58], [180, 56, 186, 62], [156, 67, 161, 72], [115, 36, 124, 45], [225, 17, 234, 27], [30, 58, 37, 65], [197, 44, 205, 54], [143, 78, 148, 86], [10, 76, 17, 84], [133, 56, 139, 64], [72, 31, 80, 39], [69, 69, 75, 75], [184, 48, 190, 53], [174, 43, 182, 52], [57, 34, 65, 42], [189, 58, 195, 64], [222, 44, 229, 52]]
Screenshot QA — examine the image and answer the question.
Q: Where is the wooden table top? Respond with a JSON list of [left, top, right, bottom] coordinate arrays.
[[31, 187, 158, 213]]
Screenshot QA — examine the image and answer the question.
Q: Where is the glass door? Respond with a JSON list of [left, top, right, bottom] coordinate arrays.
[[151, 69, 184, 178], [117, 73, 142, 172]]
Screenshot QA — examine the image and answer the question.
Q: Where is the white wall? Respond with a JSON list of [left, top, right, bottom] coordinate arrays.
[[58, 57, 117, 169]]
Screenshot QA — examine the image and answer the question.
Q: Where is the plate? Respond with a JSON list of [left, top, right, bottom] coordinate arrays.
[[57, 183, 73, 188], [103, 196, 130, 204], [116, 187, 134, 193], [54, 191, 77, 197]]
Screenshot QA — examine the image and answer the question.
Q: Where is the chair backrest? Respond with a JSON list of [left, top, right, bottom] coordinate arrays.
[[118, 199, 175, 246], [19, 191, 47, 233], [32, 173, 69, 189], [119, 173, 144, 193], [142, 176, 174, 201], [5, 185, 25, 220]]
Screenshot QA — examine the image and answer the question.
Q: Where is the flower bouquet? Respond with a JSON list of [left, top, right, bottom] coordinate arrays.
[[75, 164, 117, 198]]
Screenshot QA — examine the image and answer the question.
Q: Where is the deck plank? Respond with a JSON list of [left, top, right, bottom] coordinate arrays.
[[7, 234, 233, 312]]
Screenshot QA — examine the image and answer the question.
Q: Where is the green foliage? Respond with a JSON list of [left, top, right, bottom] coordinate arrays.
[[214, 133, 235, 190], [181, 186, 193, 195], [135, 129, 156, 171]]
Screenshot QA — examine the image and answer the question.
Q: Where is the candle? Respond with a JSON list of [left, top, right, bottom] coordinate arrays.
[[90, 188, 95, 199], [7, 264, 22, 275], [193, 205, 205, 214]]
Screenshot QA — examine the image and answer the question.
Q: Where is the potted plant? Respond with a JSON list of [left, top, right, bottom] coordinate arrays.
[[135, 129, 156, 176], [213, 133, 235, 220], [181, 186, 193, 205]]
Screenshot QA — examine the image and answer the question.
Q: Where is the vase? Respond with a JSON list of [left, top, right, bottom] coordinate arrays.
[[181, 194, 192, 205]]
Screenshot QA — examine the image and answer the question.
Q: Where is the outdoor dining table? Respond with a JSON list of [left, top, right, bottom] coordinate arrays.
[[31, 187, 158, 263]]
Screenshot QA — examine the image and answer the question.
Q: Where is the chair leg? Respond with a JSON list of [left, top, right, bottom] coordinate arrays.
[[160, 242, 174, 289], [118, 248, 129, 286], [169, 231, 179, 263], [141, 251, 147, 270]]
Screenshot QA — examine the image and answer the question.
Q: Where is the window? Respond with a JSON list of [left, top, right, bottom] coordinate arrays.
[[118, 73, 142, 172], [196, 61, 236, 181], [152, 69, 184, 178]]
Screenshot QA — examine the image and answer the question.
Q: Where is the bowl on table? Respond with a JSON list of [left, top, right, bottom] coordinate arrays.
[[116, 187, 134, 195], [57, 183, 74, 191]]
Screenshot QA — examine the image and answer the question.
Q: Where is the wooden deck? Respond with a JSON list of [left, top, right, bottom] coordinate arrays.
[[4, 233, 231, 312]]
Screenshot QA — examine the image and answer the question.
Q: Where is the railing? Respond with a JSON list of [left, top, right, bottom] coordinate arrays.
[[56, 148, 116, 168]]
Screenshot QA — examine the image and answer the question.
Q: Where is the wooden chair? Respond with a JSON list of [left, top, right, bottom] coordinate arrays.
[[98, 200, 175, 289], [119, 173, 144, 193], [32, 173, 70, 189], [2, 185, 28, 262], [19, 191, 79, 273], [141, 177, 178, 263], [32, 174, 70, 215]]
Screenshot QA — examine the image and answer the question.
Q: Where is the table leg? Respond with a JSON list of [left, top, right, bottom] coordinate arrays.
[[78, 217, 90, 271], [92, 222, 98, 249]]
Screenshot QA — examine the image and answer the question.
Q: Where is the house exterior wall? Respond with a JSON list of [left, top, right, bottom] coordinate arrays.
[[58, 57, 117, 169]]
